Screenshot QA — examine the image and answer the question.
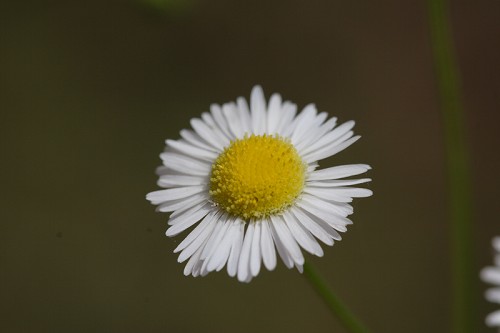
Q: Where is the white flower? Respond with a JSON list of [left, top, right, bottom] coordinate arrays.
[[481, 236, 500, 328], [146, 86, 372, 282]]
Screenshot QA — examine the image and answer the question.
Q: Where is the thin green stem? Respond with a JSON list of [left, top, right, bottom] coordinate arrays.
[[426, 0, 475, 332], [303, 262, 370, 333]]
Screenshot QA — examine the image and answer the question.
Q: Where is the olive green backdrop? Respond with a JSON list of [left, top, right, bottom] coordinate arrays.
[[1, 0, 499, 332]]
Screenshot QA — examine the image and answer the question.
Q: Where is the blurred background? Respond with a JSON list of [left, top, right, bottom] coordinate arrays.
[[1, 0, 499, 332]]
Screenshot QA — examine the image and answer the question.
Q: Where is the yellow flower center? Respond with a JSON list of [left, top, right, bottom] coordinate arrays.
[[209, 134, 306, 220]]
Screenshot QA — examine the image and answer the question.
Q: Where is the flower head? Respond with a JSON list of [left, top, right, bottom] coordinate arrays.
[[481, 236, 500, 328], [146, 86, 372, 282]]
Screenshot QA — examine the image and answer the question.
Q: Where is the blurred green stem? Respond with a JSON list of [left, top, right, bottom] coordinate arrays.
[[426, 0, 474, 332], [303, 262, 370, 333]]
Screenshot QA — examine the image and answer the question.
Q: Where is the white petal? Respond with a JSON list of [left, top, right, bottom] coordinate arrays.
[[158, 174, 207, 187], [339, 187, 373, 198], [301, 193, 352, 217], [201, 112, 215, 127], [216, 254, 228, 272], [192, 254, 205, 277], [482, 267, 500, 285], [165, 204, 212, 237], [197, 215, 224, 260], [146, 185, 205, 205], [201, 214, 231, 260], [227, 219, 245, 277], [177, 214, 218, 263], [270, 215, 304, 265], [307, 163, 319, 174], [180, 129, 219, 153], [306, 178, 372, 187], [486, 310, 500, 327], [222, 102, 245, 139], [290, 206, 334, 246], [202, 112, 232, 142], [493, 237, 500, 252], [269, 217, 294, 269], [261, 219, 277, 271], [210, 103, 233, 139], [174, 211, 217, 253], [291, 113, 325, 147], [243, 273, 253, 283], [266, 93, 282, 134], [250, 221, 262, 277], [304, 135, 360, 163], [168, 201, 209, 225], [166, 195, 209, 224], [237, 222, 255, 282], [301, 120, 355, 156], [236, 97, 252, 135], [190, 118, 229, 150], [298, 206, 343, 239], [296, 199, 352, 232], [274, 102, 297, 136], [283, 210, 323, 257], [288, 103, 318, 139], [306, 187, 373, 200], [155, 165, 169, 176], [303, 187, 352, 203], [289, 104, 317, 144], [295, 115, 336, 152], [206, 217, 237, 272], [282, 103, 314, 138], [183, 242, 205, 276], [166, 139, 218, 162], [485, 288, 500, 304], [160, 152, 211, 176], [308, 164, 372, 181], [250, 85, 267, 135], [156, 192, 208, 213]]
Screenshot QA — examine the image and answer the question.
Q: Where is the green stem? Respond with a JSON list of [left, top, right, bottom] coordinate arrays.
[[426, 1, 475, 332], [303, 262, 370, 333]]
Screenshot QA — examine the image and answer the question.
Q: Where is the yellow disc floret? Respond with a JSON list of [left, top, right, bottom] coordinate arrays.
[[209, 134, 306, 220]]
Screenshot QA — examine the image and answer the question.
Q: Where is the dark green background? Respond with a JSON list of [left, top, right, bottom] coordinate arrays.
[[1, 0, 499, 332]]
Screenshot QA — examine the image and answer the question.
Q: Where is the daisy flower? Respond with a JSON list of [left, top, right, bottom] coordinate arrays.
[[146, 86, 372, 282], [481, 236, 500, 329]]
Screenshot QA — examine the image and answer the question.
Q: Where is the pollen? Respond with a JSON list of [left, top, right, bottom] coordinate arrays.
[[209, 134, 306, 220]]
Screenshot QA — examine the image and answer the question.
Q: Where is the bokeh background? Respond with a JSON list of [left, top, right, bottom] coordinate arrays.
[[1, 0, 499, 332]]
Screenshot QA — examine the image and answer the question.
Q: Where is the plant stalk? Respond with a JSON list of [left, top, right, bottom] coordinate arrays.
[[426, 0, 475, 332], [303, 262, 370, 333]]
